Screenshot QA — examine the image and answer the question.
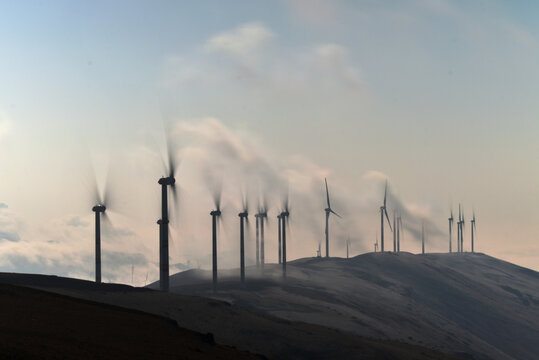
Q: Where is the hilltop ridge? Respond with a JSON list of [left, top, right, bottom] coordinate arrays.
[[162, 252, 539, 360]]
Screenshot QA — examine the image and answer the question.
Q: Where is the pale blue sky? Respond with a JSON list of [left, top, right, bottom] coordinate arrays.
[[1, 1, 538, 281]]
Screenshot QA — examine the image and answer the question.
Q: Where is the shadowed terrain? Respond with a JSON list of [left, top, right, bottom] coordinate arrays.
[[155, 252, 539, 360], [0, 273, 461, 360], [0, 283, 260, 360]]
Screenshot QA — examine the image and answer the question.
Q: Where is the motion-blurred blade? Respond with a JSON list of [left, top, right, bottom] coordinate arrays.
[[384, 208, 392, 231], [330, 209, 342, 218], [383, 180, 388, 207], [325, 178, 331, 208]]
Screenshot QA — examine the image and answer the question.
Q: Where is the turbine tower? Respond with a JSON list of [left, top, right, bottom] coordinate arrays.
[[448, 209, 454, 253], [397, 215, 402, 252], [393, 211, 397, 252], [277, 214, 282, 264], [421, 223, 425, 255], [254, 213, 260, 267], [457, 204, 462, 253], [89, 164, 113, 284], [238, 201, 248, 284], [471, 212, 476, 253], [255, 201, 268, 268], [461, 209, 466, 252], [157, 136, 179, 292], [379, 181, 392, 252], [374, 231, 378, 252], [210, 192, 221, 293], [259, 207, 268, 268], [281, 198, 290, 277], [324, 178, 341, 257], [346, 238, 350, 259], [92, 204, 106, 284]]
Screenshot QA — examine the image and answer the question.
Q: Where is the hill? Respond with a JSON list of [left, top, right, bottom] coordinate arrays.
[[157, 252, 539, 360], [0, 283, 260, 360], [0, 272, 461, 360]]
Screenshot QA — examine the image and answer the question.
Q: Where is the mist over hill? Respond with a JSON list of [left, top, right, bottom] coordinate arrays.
[[158, 252, 539, 360]]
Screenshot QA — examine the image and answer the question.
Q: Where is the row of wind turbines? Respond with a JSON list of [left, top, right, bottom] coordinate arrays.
[[374, 182, 478, 255], [90, 140, 477, 292]]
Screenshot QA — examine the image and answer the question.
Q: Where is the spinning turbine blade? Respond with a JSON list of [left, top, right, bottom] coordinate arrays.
[[383, 180, 388, 207], [384, 208, 392, 231], [330, 209, 342, 218], [325, 178, 331, 208]]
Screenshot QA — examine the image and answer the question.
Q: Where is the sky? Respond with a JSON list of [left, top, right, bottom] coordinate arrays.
[[1, 0, 539, 284]]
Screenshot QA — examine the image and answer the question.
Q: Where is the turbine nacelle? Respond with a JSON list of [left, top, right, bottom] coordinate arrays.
[[158, 176, 176, 186], [238, 211, 248, 218], [92, 205, 106, 213], [210, 210, 222, 216], [157, 219, 169, 225]]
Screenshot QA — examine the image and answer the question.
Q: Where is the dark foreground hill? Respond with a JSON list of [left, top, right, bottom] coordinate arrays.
[[157, 252, 539, 360], [0, 273, 461, 360], [0, 283, 260, 360]]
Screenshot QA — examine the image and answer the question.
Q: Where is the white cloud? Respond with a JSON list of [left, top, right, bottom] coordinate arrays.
[[313, 43, 361, 86], [205, 22, 274, 57]]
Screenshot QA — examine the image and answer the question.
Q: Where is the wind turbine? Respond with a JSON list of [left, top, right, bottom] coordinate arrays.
[[374, 231, 378, 252], [210, 190, 222, 293], [238, 198, 248, 284], [379, 181, 392, 252], [393, 211, 397, 252], [317, 242, 321, 258], [461, 209, 466, 252], [277, 214, 282, 264], [421, 223, 425, 255], [90, 165, 114, 284], [397, 215, 402, 252], [157, 133, 179, 292], [471, 211, 476, 253], [457, 204, 462, 253], [448, 209, 454, 253], [92, 202, 107, 284], [280, 198, 290, 277], [255, 200, 268, 269], [346, 238, 350, 259], [324, 178, 341, 257]]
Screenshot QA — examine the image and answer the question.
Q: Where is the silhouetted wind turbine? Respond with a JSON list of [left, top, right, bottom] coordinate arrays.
[[346, 238, 350, 259], [421, 223, 425, 254], [277, 213, 282, 264], [471, 212, 476, 253], [281, 197, 290, 277], [255, 199, 268, 269], [397, 215, 402, 252], [374, 231, 378, 252], [324, 178, 341, 257], [461, 209, 466, 252], [379, 181, 392, 252], [448, 209, 454, 253], [457, 204, 462, 253], [317, 242, 321, 257], [238, 198, 249, 284], [90, 167, 113, 284], [393, 211, 397, 252], [210, 189, 222, 293], [157, 133, 179, 292]]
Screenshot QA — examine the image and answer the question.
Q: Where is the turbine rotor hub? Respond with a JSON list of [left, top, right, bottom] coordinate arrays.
[[158, 176, 176, 186], [92, 205, 106, 213]]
